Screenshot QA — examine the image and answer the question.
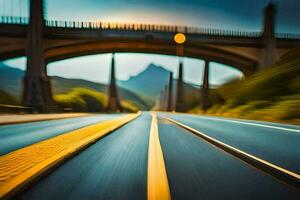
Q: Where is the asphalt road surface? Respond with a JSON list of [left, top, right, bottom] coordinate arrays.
[[158, 118, 299, 199], [159, 112, 300, 174], [18, 114, 151, 200], [0, 112, 299, 199], [0, 114, 123, 155]]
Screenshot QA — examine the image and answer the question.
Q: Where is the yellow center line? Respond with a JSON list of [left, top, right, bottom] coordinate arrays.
[[162, 116, 300, 190], [0, 112, 141, 200], [147, 113, 171, 200]]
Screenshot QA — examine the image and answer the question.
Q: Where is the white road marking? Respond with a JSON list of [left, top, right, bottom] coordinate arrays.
[[188, 115, 300, 133], [163, 116, 300, 188]]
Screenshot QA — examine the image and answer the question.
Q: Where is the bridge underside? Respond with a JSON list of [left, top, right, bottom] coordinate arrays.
[[46, 40, 261, 76], [0, 38, 261, 77], [0, 23, 298, 77]]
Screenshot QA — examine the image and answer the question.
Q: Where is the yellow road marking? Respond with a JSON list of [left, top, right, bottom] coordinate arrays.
[[148, 113, 171, 200], [163, 116, 300, 189], [0, 113, 140, 199]]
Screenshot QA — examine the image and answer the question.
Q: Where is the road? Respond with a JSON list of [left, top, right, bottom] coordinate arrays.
[[0, 112, 299, 199], [0, 114, 123, 155], [159, 112, 300, 174]]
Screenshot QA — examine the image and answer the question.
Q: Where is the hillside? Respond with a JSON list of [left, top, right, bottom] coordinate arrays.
[[0, 63, 24, 97], [191, 48, 300, 124], [0, 62, 208, 111], [0, 63, 150, 110], [51, 76, 151, 110]]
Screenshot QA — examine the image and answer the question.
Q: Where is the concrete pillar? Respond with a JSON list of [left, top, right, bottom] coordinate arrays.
[[167, 72, 173, 111], [158, 90, 164, 111], [175, 61, 185, 112], [159, 85, 168, 111], [201, 60, 210, 110], [108, 53, 122, 112], [262, 3, 276, 68], [23, 0, 53, 112]]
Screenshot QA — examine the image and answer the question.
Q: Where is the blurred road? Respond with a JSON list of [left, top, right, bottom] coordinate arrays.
[[0, 112, 299, 199], [158, 118, 299, 199], [18, 114, 151, 200], [159, 112, 300, 174], [0, 114, 123, 155]]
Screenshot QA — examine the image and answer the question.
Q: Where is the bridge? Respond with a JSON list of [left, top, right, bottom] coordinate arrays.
[[0, 0, 300, 111], [0, 2, 300, 199]]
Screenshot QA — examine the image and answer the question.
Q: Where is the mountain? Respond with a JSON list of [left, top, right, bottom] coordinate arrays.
[[119, 63, 170, 99], [0, 63, 151, 110], [119, 63, 203, 109], [0, 62, 204, 111], [0, 63, 24, 97]]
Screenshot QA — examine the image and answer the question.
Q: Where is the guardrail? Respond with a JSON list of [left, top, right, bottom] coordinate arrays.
[[0, 16, 299, 39]]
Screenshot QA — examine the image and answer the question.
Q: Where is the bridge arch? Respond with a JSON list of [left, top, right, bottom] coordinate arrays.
[[44, 40, 257, 77]]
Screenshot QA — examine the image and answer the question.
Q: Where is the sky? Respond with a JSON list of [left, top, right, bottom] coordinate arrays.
[[45, 0, 300, 33], [1, 0, 299, 86], [1, 0, 298, 32]]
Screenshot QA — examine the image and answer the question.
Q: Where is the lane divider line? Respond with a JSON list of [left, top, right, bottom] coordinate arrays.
[[161, 116, 300, 190], [147, 113, 171, 200], [0, 112, 141, 200], [190, 115, 300, 133]]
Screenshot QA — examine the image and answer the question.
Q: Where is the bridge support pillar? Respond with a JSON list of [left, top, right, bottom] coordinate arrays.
[[167, 72, 173, 111], [108, 53, 122, 112], [262, 3, 277, 69], [201, 60, 210, 111], [23, 0, 53, 112], [175, 61, 185, 112], [159, 85, 168, 111]]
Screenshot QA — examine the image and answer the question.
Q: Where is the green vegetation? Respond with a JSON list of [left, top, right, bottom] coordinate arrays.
[[52, 76, 151, 110], [189, 48, 300, 124], [0, 63, 151, 110], [121, 100, 140, 113], [54, 87, 139, 113]]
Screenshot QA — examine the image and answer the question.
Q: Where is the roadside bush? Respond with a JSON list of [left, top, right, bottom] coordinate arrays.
[[121, 100, 139, 113], [54, 87, 140, 113], [269, 100, 300, 120], [54, 87, 107, 112]]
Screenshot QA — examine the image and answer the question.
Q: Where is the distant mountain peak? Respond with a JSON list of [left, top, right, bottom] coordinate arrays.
[[147, 63, 169, 71], [119, 63, 172, 98]]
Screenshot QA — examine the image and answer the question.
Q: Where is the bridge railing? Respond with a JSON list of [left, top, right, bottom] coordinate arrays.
[[0, 16, 29, 25], [44, 19, 262, 38], [275, 33, 300, 39], [1, 16, 300, 39]]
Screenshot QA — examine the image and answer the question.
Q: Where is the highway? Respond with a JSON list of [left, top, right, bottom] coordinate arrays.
[[0, 112, 299, 199], [18, 114, 151, 200], [158, 117, 299, 199], [0, 114, 123, 155], [159, 113, 300, 174]]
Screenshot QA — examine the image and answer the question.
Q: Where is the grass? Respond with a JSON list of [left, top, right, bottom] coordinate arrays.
[[188, 48, 300, 125], [54, 87, 139, 113]]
